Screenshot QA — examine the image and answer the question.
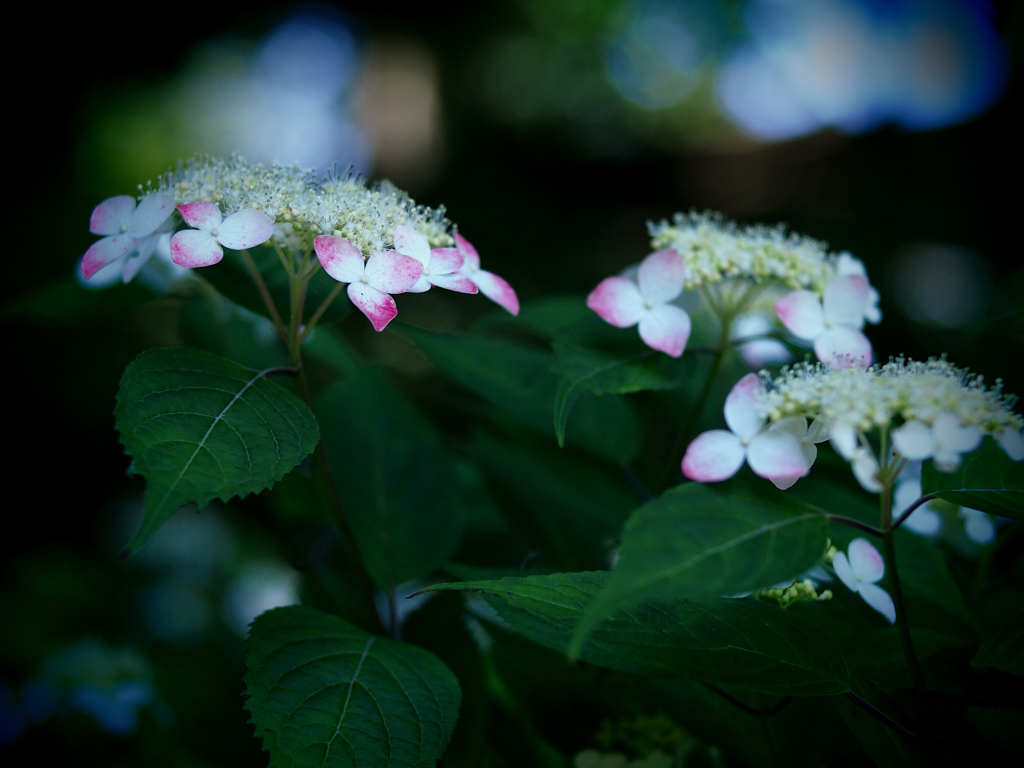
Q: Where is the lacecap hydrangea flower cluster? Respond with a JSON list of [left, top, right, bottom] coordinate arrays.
[[80, 155, 518, 331], [587, 211, 880, 368]]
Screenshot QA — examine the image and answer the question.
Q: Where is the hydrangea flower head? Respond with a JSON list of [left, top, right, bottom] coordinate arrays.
[[833, 538, 895, 623], [587, 248, 691, 357]]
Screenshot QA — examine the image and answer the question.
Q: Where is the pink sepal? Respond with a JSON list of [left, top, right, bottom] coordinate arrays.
[[454, 233, 480, 270], [473, 269, 519, 315], [637, 248, 684, 305], [170, 230, 223, 268], [682, 430, 746, 482], [129, 193, 175, 237], [429, 273, 478, 294], [177, 201, 222, 230], [89, 195, 135, 235], [81, 234, 133, 278], [366, 251, 423, 294], [775, 290, 825, 340], [428, 247, 464, 274], [218, 209, 275, 250], [638, 304, 690, 358], [348, 283, 398, 332], [586, 277, 645, 328], [314, 236, 365, 283]]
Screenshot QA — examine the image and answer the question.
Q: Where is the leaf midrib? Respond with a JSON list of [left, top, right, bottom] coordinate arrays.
[[322, 636, 375, 768]]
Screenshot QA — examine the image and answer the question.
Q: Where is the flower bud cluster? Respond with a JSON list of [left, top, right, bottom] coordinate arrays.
[[648, 211, 841, 293], [753, 579, 832, 607]]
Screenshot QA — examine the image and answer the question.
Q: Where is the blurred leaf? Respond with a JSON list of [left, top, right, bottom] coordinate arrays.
[[552, 316, 692, 446], [202, 244, 351, 326], [116, 347, 318, 555], [570, 482, 828, 655], [422, 571, 850, 695], [318, 368, 465, 591], [921, 437, 1024, 519], [472, 295, 592, 338], [833, 693, 930, 768], [245, 605, 461, 768], [972, 622, 1024, 676], [474, 429, 635, 570], [401, 325, 640, 461]]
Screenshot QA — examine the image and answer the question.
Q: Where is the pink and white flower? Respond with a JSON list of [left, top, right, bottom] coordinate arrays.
[[774, 275, 873, 369], [682, 373, 817, 489], [891, 413, 982, 471], [81, 193, 176, 279], [313, 235, 423, 332], [170, 202, 275, 268], [455, 234, 519, 315], [587, 248, 691, 358], [833, 538, 895, 623], [393, 226, 477, 294], [836, 252, 881, 324]]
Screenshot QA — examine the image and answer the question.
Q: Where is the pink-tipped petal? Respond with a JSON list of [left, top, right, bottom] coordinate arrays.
[[823, 275, 868, 330], [637, 248, 685, 305], [121, 234, 159, 283], [638, 304, 690, 357], [814, 327, 872, 369], [848, 537, 885, 583], [394, 226, 431, 266], [473, 269, 520, 315], [429, 272, 478, 294], [997, 429, 1024, 461], [217, 208, 275, 250], [348, 283, 398, 332], [128, 193, 175, 237], [770, 417, 817, 473], [723, 373, 765, 440], [857, 583, 896, 624], [587, 277, 645, 328], [428, 247, 464, 275], [89, 195, 135, 235], [314, 236, 365, 283], [170, 230, 223, 268], [177, 201, 222, 231], [775, 291, 825, 340], [891, 421, 934, 461], [82, 234, 133, 278], [681, 430, 746, 482], [365, 251, 424, 294], [831, 552, 858, 593], [454, 233, 480, 270], [747, 431, 809, 487]]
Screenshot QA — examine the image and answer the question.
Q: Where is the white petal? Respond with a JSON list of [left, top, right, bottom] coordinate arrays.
[[848, 538, 885, 583], [891, 421, 935, 461], [803, 564, 834, 583], [865, 287, 882, 324], [747, 430, 810, 488], [933, 413, 982, 454], [902, 507, 942, 536], [774, 291, 825, 340], [822, 275, 868, 330], [738, 339, 793, 368], [858, 583, 896, 624], [831, 552, 859, 593], [176, 201, 222, 231], [121, 234, 159, 283], [961, 508, 996, 545], [723, 373, 765, 440], [996, 429, 1024, 461], [587, 277, 646, 328], [814, 327, 872, 369], [830, 421, 858, 459], [128, 193, 175, 237], [427, 247, 463, 275], [851, 449, 882, 492], [89, 195, 135, 235], [405, 274, 432, 293], [836, 252, 867, 278], [393, 225, 431, 266], [428, 272, 478, 294], [217, 209, 275, 250], [170, 230, 223, 268], [807, 418, 830, 444], [893, 479, 922, 516], [637, 304, 691, 357], [681, 430, 746, 482], [637, 248, 685, 305], [314, 236, 365, 283]]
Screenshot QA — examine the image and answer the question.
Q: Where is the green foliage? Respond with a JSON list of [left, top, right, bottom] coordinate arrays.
[[400, 325, 641, 462], [318, 368, 466, 592], [244, 605, 461, 768], [423, 571, 850, 695], [551, 316, 693, 446], [570, 482, 829, 655], [972, 622, 1024, 676], [115, 347, 319, 554], [921, 437, 1024, 519]]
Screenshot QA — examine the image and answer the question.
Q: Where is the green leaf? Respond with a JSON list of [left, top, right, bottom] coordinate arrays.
[[116, 347, 319, 555], [245, 605, 461, 768], [921, 437, 1024, 519], [551, 317, 693, 446], [972, 622, 1024, 676], [203, 244, 351, 325], [400, 326, 640, 462], [318, 368, 465, 591], [570, 482, 828, 656], [422, 571, 849, 695]]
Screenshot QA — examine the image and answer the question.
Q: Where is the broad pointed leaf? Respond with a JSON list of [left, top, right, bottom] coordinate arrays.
[[116, 347, 318, 554], [421, 571, 849, 695], [921, 437, 1024, 518], [570, 482, 828, 656], [245, 605, 461, 768], [318, 368, 465, 591]]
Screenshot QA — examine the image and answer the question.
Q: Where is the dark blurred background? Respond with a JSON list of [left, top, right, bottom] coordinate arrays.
[[3, 1, 1021, 763]]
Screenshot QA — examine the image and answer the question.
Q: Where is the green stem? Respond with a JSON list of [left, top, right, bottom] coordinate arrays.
[[298, 282, 345, 344], [240, 249, 289, 346], [880, 480, 927, 696], [272, 240, 295, 277]]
